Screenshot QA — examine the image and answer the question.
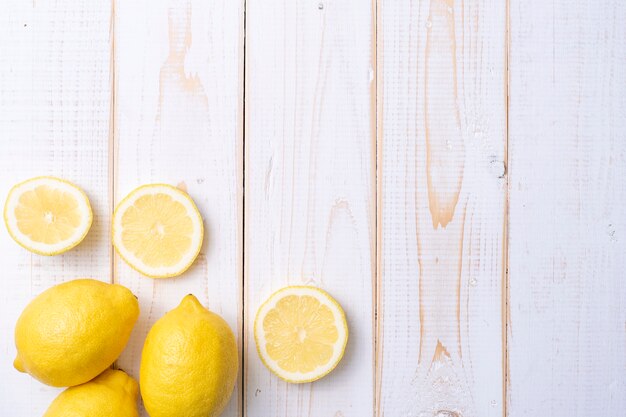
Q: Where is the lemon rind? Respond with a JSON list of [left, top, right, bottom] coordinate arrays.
[[112, 183, 204, 279], [3, 176, 93, 256], [254, 285, 349, 384]]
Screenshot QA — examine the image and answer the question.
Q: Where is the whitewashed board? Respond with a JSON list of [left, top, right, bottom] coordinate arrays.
[[0, 0, 112, 415], [377, 0, 507, 416], [507, 0, 626, 415], [1, 0, 625, 415], [113, 0, 243, 416], [244, 0, 376, 415]]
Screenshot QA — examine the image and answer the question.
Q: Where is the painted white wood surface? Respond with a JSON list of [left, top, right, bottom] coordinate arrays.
[[244, 0, 376, 415], [1, 0, 626, 415], [113, 0, 243, 416], [377, 0, 507, 416], [507, 0, 626, 415], [0, 0, 112, 414]]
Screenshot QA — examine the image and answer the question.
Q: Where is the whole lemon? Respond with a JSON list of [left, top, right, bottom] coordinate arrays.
[[44, 368, 139, 417], [14, 279, 139, 387], [140, 294, 238, 417]]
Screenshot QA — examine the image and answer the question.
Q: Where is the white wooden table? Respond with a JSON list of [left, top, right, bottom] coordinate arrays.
[[1, 0, 624, 416]]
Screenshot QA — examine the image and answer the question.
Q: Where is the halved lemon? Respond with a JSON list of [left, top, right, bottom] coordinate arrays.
[[4, 176, 93, 255], [254, 286, 348, 383], [112, 184, 203, 279]]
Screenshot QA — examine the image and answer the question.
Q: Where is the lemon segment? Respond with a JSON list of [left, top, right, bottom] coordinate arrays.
[[112, 184, 204, 278], [254, 286, 348, 383], [4, 176, 92, 255]]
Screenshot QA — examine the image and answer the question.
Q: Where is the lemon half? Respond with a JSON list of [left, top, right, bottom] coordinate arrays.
[[254, 286, 348, 383], [4, 176, 92, 255], [112, 184, 204, 278]]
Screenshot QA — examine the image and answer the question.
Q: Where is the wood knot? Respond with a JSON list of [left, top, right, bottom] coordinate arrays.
[[434, 411, 461, 417]]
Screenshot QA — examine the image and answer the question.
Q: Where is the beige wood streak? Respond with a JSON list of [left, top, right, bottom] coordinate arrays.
[[507, 0, 626, 415], [244, 0, 376, 415], [377, 0, 507, 415], [0, 0, 112, 414], [113, 0, 243, 416]]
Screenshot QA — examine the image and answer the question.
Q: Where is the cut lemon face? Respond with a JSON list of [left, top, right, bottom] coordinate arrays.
[[254, 286, 348, 383], [112, 184, 203, 279], [4, 177, 92, 255]]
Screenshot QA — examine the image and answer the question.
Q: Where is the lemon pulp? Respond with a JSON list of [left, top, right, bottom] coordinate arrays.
[[254, 286, 348, 383], [264, 294, 339, 373], [113, 184, 203, 278], [4, 177, 92, 255], [121, 193, 193, 267]]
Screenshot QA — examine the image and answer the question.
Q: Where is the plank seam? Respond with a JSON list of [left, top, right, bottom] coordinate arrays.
[[108, 0, 117, 287], [108, 0, 118, 371], [241, 0, 247, 415], [503, 0, 510, 414], [374, 0, 382, 414]]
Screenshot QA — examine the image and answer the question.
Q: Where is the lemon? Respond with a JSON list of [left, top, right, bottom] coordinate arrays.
[[254, 286, 348, 383], [44, 369, 139, 417], [14, 279, 139, 387], [4, 176, 92, 255], [112, 184, 204, 278], [140, 294, 238, 417]]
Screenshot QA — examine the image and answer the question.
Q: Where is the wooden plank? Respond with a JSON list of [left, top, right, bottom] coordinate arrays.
[[376, 0, 507, 415], [0, 0, 112, 415], [113, 0, 244, 416], [243, 0, 376, 415], [507, 0, 626, 415]]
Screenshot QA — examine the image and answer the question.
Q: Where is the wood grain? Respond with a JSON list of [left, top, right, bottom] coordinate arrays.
[[244, 0, 376, 415], [113, 0, 243, 415], [3, 0, 626, 414], [0, 0, 112, 414], [377, 0, 507, 415], [507, 0, 626, 415]]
